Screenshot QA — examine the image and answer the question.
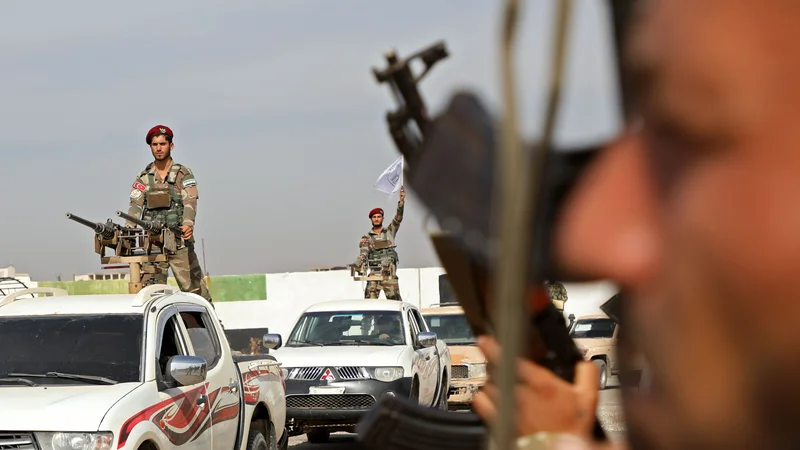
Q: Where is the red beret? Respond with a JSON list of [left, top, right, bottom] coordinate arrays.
[[369, 208, 384, 218], [146, 125, 174, 144]]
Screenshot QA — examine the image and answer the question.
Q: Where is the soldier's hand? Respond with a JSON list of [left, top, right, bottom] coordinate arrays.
[[399, 185, 405, 202], [179, 225, 193, 240], [472, 335, 600, 440]]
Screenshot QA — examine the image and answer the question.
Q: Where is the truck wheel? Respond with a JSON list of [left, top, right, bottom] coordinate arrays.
[[593, 359, 608, 390], [278, 425, 289, 450], [247, 431, 268, 450], [409, 378, 419, 404], [307, 429, 330, 443], [436, 374, 449, 410]]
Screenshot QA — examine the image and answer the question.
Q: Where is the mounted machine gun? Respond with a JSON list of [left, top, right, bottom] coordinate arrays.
[[350, 255, 397, 282], [115, 210, 183, 255], [65, 212, 168, 294]]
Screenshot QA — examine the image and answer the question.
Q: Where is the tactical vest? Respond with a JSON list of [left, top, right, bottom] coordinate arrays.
[[369, 231, 399, 266], [142, 163, 184, 229]]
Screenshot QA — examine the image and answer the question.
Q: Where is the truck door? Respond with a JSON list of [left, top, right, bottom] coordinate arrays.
[[411, 308, 440, 405], [152, 306, 212, 449], [177, 306, 241, 450], [406, 309, 437, 406]]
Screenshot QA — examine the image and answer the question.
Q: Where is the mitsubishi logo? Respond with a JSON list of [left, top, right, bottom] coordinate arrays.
[[320, 368, 335, 381]]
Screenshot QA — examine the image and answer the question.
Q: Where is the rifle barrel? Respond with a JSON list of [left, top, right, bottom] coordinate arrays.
[[65, 213, 98, 230], [116, 211, 159, 232]]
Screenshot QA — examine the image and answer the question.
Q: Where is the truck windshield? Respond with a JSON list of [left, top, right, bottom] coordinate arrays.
[[423, 313, 476, 345], [569, 318, 616, 339], [286, 311, 406, 347], [0, 314, 143, 384]]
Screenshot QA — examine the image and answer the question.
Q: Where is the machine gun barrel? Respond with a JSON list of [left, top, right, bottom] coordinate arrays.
[[116, 211, 162, 232], [65, 213, 118, 239]]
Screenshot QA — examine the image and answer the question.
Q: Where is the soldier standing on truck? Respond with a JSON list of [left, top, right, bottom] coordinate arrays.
[[353, 186, 406, 300], [125, 124, 213, 303]]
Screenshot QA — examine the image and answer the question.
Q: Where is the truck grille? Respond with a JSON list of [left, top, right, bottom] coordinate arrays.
[[334, 366, 370, 380], [286, 366, 370, 381], [0, 432, 37, 450], [287, 367, 324, 380], [452, 364, 469, 379], [287, 394, 375, 409]]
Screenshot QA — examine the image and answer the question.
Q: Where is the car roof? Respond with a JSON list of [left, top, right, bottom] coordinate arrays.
[[420, 305, 464, 315], [0, 287, 207, 317], [303, 299, 412, 313], [0, 294, 149, 317]]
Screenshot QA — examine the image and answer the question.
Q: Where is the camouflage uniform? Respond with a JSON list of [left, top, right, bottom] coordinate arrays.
[[127, 160, 212, 302], [545, 280, 568, 312], [354, 200, 404, 300]]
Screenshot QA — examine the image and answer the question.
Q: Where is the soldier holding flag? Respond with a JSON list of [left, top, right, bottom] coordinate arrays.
[[353, 156, 406, 300]]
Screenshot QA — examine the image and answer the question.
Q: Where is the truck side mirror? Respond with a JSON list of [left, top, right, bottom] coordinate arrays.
[[167, 355, 207, 386], [417, 331, 437, 348], [263, 333, 282, 350]]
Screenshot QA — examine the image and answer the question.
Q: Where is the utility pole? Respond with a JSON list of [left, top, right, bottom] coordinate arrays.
[[202, 238, 208, 275]]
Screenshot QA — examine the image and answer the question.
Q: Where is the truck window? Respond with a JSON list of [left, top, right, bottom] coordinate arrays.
[[424, 313, 476, 345], [410, 309, 429, 333], [0, 314, 143, 384], [180, 311, 221, 369], [286, 311, 406, 347], [407, 311, 419, 342], [157, 315, 186, 381], [569, 318, 616, 339]]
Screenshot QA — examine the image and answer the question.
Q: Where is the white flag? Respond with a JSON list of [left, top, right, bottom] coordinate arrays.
[[373, 155, 404, 195]]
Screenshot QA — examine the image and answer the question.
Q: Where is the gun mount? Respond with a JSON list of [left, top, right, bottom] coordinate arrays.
[[66, 212, 168, 294], [116, 210, 182, 256], [350, 258, 397, 282]]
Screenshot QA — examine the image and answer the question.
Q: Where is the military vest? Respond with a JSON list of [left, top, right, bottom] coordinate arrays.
[[141, 162, 184, 229], [369, 229, 399, 266]]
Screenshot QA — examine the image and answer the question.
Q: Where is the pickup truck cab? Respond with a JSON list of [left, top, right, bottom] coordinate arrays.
[[420, 303, 487, 410], [0, 285, 288, 450], [269, 299, 451, 443]]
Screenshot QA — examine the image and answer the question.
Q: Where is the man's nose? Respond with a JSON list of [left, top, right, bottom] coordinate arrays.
[[553, 131, 661, 287]]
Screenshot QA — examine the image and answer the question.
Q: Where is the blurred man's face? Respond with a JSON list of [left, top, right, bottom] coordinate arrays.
[[555, 0, 800, 448]]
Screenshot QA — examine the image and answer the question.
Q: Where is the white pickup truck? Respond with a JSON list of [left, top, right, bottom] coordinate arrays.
[[0, 285, 288, 450], [269, 299, 451, 443]]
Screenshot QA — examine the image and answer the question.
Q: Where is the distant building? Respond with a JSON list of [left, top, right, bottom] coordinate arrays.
[[73, 272, 130, 281], [0, 265, 38, 297]]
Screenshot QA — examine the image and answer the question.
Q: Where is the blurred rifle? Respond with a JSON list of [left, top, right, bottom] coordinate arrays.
[[357, 1, 640, 449]]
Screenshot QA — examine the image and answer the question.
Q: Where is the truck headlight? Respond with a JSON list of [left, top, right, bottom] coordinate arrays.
[[372, 367, 404, 382], [469, 362, 487, 378], [35, 432, 113, 450]]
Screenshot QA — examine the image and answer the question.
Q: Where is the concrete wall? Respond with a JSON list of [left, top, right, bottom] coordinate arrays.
[[30, 266, 617, 341], [39, 274, 266, 300]]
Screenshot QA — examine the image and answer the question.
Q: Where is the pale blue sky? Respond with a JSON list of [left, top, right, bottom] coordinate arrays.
[[0, 0, 621, 281]]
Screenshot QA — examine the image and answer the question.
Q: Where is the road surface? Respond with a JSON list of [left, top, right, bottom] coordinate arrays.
[[288, 377, 627, 448]]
